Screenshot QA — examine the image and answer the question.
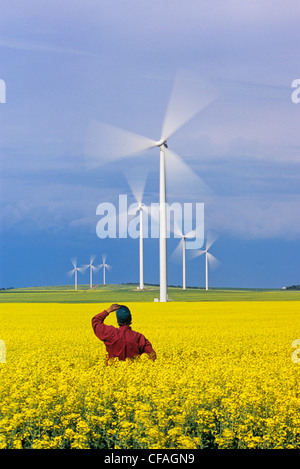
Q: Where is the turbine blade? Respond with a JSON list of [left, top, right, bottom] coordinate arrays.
[[85, 120, 157, 167], [125, 167, 148, 205], [173, 222, 183, 238], [188, 249, 205, 260], [165, 148, 214, 200], [207, 252, 220, 269], [161, 69, 220, 141], [169, 215, 196, 239], [67, 269, 75, 277], [102, 254, 107, 264], [186, 229, 196, 239], [71, 257, 77, 268], [206, 231, 219, 251], [77, 267, 86, 274], [169, 239, 183, 264], [90, 255, 96, 265], [167, 211, 183, 238]]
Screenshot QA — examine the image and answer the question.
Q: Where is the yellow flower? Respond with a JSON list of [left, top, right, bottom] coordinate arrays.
[[1, 301, 300, 449], [76, 419, 90, 434]]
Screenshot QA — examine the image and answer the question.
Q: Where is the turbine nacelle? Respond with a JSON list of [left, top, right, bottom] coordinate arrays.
[[156, 139, 168, 148]]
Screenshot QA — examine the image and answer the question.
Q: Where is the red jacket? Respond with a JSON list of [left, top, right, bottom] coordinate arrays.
[[92, 310, 156, 363]]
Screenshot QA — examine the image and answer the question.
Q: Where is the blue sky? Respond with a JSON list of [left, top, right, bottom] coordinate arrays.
[[0, 0, 300, 289]]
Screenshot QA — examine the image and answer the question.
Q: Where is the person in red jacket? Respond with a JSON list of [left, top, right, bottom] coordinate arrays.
[[92, 303, 156, 364]]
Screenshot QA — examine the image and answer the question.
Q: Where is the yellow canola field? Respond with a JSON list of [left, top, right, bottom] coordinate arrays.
[[1, 301, 300, 449]]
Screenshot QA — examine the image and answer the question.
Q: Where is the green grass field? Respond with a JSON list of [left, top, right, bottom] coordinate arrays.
[[0, 283, 299, 303]]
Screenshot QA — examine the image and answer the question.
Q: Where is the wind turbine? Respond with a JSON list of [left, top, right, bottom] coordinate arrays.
[[99, 255, 111, 285], [129, 200, 146, 290], [125, 169, 150, 291], [84, 255, 99, 288], [170, 222, 196, 290], [190, 234, 219, 290], [85, 70, 219, 301], [68, 258, 86, 291]]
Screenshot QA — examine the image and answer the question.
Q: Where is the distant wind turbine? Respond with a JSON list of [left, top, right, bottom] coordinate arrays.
[[83, 256, 99, 288], [68, 258, 86, 291], [190, 234, 219, 290], [170, 222, 196, 290], [125, 169, 150, 291], [99, 255, 111, 285], [85, 70, 219, 302]]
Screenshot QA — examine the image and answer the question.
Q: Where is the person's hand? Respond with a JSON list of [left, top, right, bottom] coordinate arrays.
[[106, 304, 121, 313]]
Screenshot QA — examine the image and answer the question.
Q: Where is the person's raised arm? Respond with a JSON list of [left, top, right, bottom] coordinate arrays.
[[92, 304, 121, 339], [106, 304, 122, 314]]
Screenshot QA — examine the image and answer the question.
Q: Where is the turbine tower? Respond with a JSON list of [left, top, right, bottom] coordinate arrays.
[[86, 70, 219, 301], [68, 258, 86, 291], [99, 255, 111, 285], [170, 224, 196, 290], [191, 234, 219, 290], [137, 202, 145, 290]]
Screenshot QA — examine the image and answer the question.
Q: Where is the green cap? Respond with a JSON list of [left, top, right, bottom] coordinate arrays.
[[116, 305, 131, 324]]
